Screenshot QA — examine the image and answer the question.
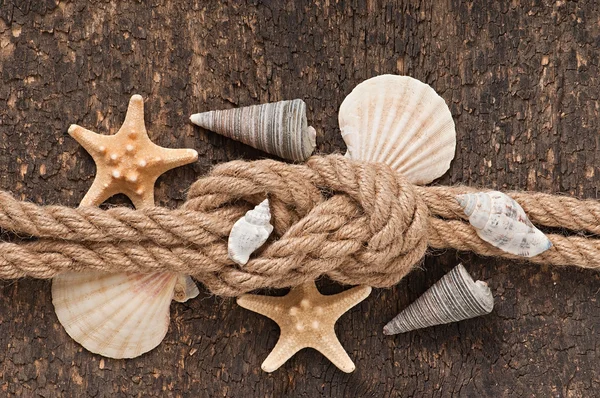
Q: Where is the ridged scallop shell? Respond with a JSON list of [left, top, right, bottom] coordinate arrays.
[[52, 272, 199, 359], [457, 191, 552, 257], [228, 199, 274, 266], [383, 263, 493, 335], [190, 99, 316, 162], [339, 75, 456, 185]]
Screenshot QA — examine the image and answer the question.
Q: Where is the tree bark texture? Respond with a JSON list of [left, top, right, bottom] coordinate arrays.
[[0, 1, 599, 397]]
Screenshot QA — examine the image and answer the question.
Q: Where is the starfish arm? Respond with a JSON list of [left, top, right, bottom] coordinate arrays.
[[311, 331, 356, 373], [295, 281, 321, 296], [120, 94, 146, 134], [129, 186, 156, 209], [237, 294, 287, 322], [152, 147, 199, 171], [261, 331, 303, 372], [79, 175, 117, 207], [68, 124, 110, 156], [324, 285, 372, 319]]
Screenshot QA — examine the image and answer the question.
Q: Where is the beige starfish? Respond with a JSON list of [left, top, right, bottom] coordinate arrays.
[[237, 281, 372, 373], [69, 94, 198, 209]]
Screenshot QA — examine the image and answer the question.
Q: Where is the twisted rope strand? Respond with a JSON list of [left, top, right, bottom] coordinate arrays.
[[0, 155, 598, 296], [2, 218, 599, 296], [2, 177, 599, 245], [415, 186, 600, 234], [428, 219, 600, 269]]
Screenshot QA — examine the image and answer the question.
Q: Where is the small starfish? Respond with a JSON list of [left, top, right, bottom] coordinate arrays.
[[237, 281, 372, 373], [69, 94, 198, 209]]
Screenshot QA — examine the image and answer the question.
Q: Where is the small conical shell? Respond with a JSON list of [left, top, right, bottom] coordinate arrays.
[[383, 264, 493, 335], [457, 191, 553, 257], [339, 75, 456, 185], [228, 199, 274, 265], [173, 275, 201, 303], [52, 272, 199, 359], [190, 99, 317, 162]]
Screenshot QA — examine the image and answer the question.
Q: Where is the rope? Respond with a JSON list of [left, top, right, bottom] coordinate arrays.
[[0, 155, 598, 296]]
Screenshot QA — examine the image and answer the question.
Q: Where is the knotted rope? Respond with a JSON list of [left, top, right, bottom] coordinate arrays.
[[0, 155, 599, 296]]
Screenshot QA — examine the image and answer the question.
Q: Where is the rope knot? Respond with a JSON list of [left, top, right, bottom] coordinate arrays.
[[187, 154, 430, 294]]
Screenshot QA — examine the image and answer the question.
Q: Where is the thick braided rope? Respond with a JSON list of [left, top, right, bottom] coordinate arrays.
[[2, 180, 599, 243], [0, 156, 430, 295], [414, 186, 600, 234], [0, 155, 599, 295]]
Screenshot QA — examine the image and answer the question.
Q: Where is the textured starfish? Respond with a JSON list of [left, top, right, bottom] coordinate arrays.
[[69, 94, 198, 209], [237, 282, 372, 373]]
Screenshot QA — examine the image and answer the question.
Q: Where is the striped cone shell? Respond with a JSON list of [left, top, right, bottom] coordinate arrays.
[[383, 264, 494, 335], [190, 99, 316, 162]]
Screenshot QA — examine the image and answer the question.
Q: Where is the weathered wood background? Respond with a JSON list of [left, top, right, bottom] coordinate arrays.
[[0, 1, 598, 397]]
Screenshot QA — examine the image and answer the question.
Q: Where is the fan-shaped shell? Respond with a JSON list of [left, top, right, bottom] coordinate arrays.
[[339, 75, 456, 185], [228, 199, 274, 266], [457, 191, 552, 257], [52, 272, 198, 359], [383, 263, 493, 335]]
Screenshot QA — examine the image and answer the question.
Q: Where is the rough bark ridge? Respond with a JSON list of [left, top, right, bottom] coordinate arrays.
[[0, 1, 598, 397]]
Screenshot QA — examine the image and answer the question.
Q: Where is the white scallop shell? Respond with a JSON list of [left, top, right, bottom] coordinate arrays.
[[339, 75, 456, 185], [383, 263, 493, 335], [228, 199, 274, 266], [457, 191, 553, 257], [52, 272, 199, 359]]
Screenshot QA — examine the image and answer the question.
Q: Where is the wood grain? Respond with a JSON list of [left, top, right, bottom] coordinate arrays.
[[0, 1, 598, 396]]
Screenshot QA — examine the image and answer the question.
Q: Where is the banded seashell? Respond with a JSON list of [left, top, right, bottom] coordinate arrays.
[[52, 272, 199, 359], [339, 75, 456, 185], [383, 263, 493, 335], [228, 199, 274, 266], [457, 191, 552, 257], [190, 99, 317, 162]]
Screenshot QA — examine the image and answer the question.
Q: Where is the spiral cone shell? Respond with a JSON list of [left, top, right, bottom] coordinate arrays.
[[228, 199, 274, 266], [190, 99, 316, 162], [457, 191, 552, 257], [383, 264, 493, 335], [339, 75, 456, 185], [52, 272, 199, 359]]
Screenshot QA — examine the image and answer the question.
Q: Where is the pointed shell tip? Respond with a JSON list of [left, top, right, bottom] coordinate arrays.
[[189, 113, 201, 126], [229, 252, 249, 266]]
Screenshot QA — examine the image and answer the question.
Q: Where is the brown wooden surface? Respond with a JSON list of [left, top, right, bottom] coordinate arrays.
[[0, 1, 599, 397]]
